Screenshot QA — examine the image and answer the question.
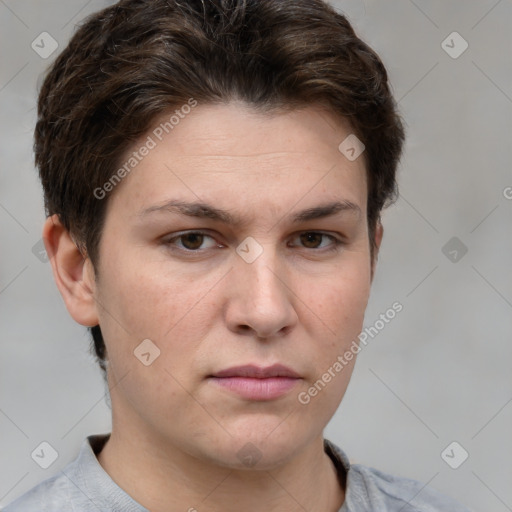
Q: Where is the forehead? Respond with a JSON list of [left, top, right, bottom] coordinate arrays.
[[105, 102, 368, 220], [148, 101, 360, 158]]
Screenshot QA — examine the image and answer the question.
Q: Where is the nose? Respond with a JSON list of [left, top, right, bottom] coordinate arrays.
[[224, 246, 298, 339]]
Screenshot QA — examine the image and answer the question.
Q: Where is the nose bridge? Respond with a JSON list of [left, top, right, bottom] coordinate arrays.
[[227, 240, 297, 337], [237, 240, 285, 303]]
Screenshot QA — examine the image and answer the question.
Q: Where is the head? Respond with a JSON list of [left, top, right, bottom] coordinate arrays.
[[38, 0, 404, 468]]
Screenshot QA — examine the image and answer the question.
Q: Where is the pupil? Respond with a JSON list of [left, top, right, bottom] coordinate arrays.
[[183, 233, 203, 250], [301, 232, 320, 248]]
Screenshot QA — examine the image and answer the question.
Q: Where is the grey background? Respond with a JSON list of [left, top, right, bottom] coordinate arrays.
[[1, 1, 511, 510]]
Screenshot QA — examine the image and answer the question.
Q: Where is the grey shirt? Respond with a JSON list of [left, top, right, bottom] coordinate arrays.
[[3, 433, 470, 511]]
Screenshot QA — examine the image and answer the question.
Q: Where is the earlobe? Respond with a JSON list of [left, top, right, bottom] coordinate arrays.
[[43, 214, 99, 327]]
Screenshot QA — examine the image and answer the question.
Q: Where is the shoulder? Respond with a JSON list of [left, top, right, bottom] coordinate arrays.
[[324, 439, 471, 512], [2, 434, 111, 512], [348, 462, 471, 511], [2, 471, 72, 512], [2, 434, 148, 512]]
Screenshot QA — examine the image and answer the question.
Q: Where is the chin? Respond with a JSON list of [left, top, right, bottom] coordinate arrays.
[[207, 425, 310, 471]]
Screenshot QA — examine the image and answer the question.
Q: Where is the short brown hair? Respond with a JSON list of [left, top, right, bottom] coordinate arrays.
[[35, 0, 405, 378]]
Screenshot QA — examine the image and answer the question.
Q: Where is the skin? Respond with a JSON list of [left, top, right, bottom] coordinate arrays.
[[44, 101, 383, 512]]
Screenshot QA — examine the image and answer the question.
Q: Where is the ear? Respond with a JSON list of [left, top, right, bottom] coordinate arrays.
[[42, 214, 99, 327], [370, 221, 384, 283]]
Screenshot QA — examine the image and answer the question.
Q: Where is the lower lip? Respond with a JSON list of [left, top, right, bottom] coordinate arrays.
[[209, 377, 300, 400]]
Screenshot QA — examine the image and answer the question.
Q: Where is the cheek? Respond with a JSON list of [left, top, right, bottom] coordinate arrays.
[[295, 259, 370, 405], [95, 256, 219, 385], [98, 255, 198, 335], [302, 261, 371, 341], [95, 262, 207, 420]]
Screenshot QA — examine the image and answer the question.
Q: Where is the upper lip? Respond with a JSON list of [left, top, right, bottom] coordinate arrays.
[[210, 364, 301, 379]]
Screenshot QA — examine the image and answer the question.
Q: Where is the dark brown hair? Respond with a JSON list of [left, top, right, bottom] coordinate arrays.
[[35, 0, 405, 378]]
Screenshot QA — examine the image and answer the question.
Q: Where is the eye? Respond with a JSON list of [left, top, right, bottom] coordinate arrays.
[[291, 232, 344, 250], [163, 230, 343, 254], [165, 231, 219, 251]]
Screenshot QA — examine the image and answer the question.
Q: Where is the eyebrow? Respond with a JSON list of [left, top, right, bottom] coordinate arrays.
[[138, 199, 361, 225]]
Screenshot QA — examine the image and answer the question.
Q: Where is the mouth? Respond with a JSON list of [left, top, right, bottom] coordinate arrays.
[[208, 364, 302, 401]]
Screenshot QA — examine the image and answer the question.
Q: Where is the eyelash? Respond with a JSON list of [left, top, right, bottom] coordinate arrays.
[[163, 231, 344, 253]]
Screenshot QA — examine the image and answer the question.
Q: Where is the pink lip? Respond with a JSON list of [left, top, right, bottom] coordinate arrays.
[[209, 364, 301, 401]]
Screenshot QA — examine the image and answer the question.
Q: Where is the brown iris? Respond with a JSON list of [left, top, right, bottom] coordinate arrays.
[[180, 233, 205, 250], [299, 232, 324, 249]]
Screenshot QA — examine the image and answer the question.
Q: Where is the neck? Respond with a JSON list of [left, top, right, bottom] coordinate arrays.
[[97, 427, 345, 512]]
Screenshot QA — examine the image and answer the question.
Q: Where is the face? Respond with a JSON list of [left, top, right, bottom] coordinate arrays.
[[86, 102, 378, 469]]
